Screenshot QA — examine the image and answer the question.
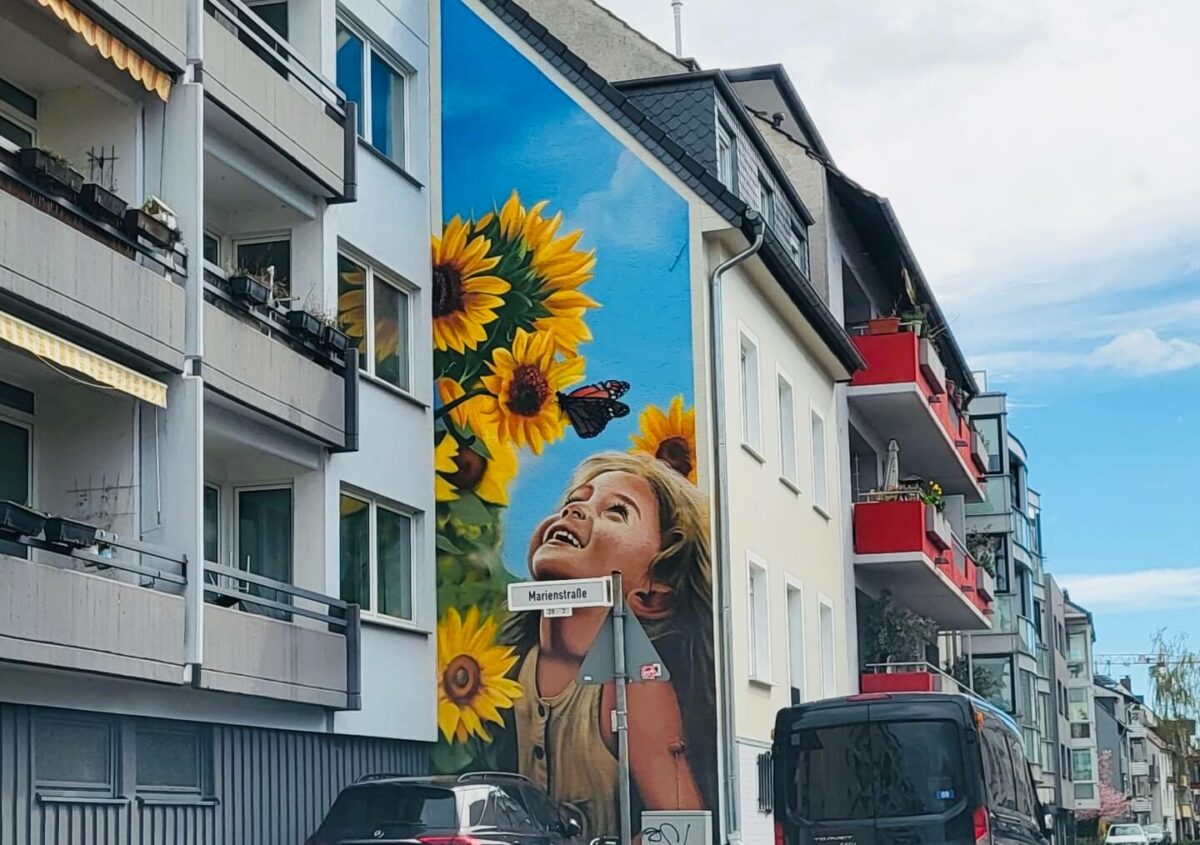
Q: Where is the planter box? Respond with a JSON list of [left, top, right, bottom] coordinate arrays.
[[867, 316, 901, 335], [924, 505, 951, 551], [286, 310, 323, 342], [919, 338, 947, 395], [43, 516, 97, 549], [321, 324, 350, 354], [0, 501, 45, 539], [229, 274, 271, 307], [80, 183, 127, 226], [124, 208, 179, 249], [18, 148, 84, 197]]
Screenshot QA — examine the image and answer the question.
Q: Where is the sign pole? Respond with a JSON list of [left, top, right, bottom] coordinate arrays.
[[612, 570, 633, 845]]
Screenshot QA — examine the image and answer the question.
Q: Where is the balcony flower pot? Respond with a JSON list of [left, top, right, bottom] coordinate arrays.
[[867, 316, 902, 335], [918, 337, 947, 395], [287, 309, 323, 342], [321, 323, 350, 354], [229, 274, 271, 307], [43, 516, 97, 549], [79, 183, 127, 226], [17, 148, 84, 198], [924, 505, 951, 551], [0, 500, 45, 539], [124, 208, 179, 249]]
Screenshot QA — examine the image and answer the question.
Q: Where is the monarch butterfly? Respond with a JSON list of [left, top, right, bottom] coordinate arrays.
[[556, 380, 631, 439]]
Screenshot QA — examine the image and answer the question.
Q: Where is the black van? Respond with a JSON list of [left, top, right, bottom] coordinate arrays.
[[772, 692, 1052, 845]]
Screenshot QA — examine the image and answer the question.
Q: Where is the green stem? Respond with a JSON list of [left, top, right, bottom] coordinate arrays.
[[436, 388, 492, 420]]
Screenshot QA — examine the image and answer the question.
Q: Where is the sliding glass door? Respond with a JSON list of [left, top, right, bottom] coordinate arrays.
[[236, 487, 293, 620]]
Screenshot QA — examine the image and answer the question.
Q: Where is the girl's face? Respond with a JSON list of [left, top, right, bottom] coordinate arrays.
[[529, 470, 662, 588]]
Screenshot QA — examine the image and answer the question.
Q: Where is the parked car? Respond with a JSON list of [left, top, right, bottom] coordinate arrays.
[[1141, 824, 1169, 845], [773, 691, 1053, 845], [305, 772, 584, 845], [1106, 824, 1150, 845]]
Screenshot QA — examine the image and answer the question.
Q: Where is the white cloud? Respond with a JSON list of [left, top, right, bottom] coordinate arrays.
[[1087, 329, 1200, 376], [1057, 568, 1200, 614]]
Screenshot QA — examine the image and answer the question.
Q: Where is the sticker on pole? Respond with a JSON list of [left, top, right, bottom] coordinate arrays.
[[640, 663, 663, 681], [543, 606, 574, 618]]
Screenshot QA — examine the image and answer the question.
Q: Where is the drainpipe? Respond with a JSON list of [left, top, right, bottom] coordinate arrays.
[[709, 211, 765, 844]]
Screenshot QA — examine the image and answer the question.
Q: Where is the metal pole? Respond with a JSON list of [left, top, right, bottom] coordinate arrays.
[[612, 570, 633, 845], [672, 0, 684, 57]]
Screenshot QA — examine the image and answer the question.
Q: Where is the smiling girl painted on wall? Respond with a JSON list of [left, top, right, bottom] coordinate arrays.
[[497, 453, 716, 839]]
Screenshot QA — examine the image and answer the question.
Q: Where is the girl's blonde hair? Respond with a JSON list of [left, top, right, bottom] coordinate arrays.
[[502, 452, 717, 814]]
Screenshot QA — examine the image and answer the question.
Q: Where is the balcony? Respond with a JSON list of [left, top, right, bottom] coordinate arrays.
[[90, 0, 188, 68], [203, 0, 354, 200], [848, 328, 985, 502], [853, 497, 990, 630], [861, 661, 975, 695]]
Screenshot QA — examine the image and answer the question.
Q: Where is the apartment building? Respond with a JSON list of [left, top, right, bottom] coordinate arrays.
[[1063, 597, 1102, 816], [0, 0, 434, 841], [1045, 574, 1077, 841]]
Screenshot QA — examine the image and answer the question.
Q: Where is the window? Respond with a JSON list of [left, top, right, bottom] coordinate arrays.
[[136, 725, 207, 795], [246, 0, 287, 37], [786, 584, 805, 705], [0, 414, 31, 558], [340, 491, 415, 622], [788, 227, 810, 278], [203, 232, 220, 266], [1070, 723, 1091, 739], [777, 372, 797, 486], [739, 330, 761, 452], [1005, 731, 1037, 818], [203, 485, 220, 563], [819, 599, 835, 698], [236, 486, 293, 620], [975, 655, 1015, 712], [34, 713, 117, 796], [993, 536, 1010, 593], [974, 416, 1003, 474], [1072, 748, 1094, 782], [337, 252, 413, 391], [234, 236, 290, 298], [747, 556, 770, 681], [758, 177, 776, 228], [810, 408, 829, 513], [1068, 687, 1088, 723], [756, 751, 773, 813], [982, 724, 1017, 811], [716, 122, 735, 190], [336, 18, 410, 168], [1067, 631, 1087, 662], [0, 75, 36, 149]]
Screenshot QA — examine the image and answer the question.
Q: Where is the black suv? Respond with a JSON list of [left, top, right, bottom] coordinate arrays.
[[306, 772, 584, 845]]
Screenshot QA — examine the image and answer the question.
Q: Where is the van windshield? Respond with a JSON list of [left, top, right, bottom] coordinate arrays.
[[787, 720, 966, 821]]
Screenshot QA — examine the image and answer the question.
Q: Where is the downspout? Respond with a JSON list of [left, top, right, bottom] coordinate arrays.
[[709, 211, 765, 844]]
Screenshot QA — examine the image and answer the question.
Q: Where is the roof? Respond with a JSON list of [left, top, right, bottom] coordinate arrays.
[[722, 64, 834, 163], [482, 0, 864, 374]]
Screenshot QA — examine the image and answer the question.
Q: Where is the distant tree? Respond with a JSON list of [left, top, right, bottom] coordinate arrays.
[[946, 655, 1002, 702], [1148, 630, 1200, 753], [1077, 751, 1131, 823]]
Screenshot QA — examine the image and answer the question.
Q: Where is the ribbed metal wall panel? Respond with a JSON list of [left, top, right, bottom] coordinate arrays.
[[0, 703, 428, 845]]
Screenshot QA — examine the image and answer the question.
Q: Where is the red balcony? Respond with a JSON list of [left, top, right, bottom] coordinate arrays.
[[860, 663, 972, 695], [853, 499, 991, 630], [849, 329, 985, 502]]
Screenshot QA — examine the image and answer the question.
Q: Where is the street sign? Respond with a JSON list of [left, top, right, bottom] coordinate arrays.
[[577, 608, 670, 685], [507, 577, 613, 612]]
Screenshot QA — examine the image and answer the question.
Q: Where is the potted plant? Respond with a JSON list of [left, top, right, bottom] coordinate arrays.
[[124, 195, 180, 249], [18, 148, 84, 198], [228, 268, 271, 307], [966, 532, 998, 577], [286, 307, 324, 342], [43, 516, 97, 549], [0, 500, 45, 538], [79, 182, 127, 226], [867, 314, 902, 335]]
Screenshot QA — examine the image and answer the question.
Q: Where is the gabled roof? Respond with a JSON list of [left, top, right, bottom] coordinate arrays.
[[723, 64, 834, 163], [476, 0, 864, 374]]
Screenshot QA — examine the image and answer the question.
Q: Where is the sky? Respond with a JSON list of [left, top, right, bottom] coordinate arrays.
[[441, 0, 694, 576], [595, 0, 1200, 698]]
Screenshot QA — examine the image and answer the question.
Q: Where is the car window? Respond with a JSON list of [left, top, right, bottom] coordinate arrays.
[[1003, 732, 1035, 818], [521, 785, 563, 832], [497, 784, 540, 833], [981, 724, 1017, 812], [469, 786, 532, 831], [1112, 826, 1143, 836], [324, 784, 457, 829], [873, 720, 966, 817], [789, 722, 873, 821]]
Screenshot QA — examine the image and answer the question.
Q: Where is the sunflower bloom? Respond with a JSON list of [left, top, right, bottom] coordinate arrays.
[[338, 265, 402, 363], [629, 395, 698, 484], [481, 329, 585, 455], [436, 379, 520, 506], [432, 217, 510, 353], [434, 434, 459, 503], [437, 607, 523, 744]]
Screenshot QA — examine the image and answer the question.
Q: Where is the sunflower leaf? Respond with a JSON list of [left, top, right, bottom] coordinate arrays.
[[447, 492, 495, 526], [430, 737, 476, 773], [436, 534, 467, 555]]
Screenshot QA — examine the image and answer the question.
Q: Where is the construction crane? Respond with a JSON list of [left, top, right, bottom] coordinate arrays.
[[1094, 653, 1197, 676]]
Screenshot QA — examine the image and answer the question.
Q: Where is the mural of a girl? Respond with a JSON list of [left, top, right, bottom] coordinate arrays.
[[497, 453, 716, 839]]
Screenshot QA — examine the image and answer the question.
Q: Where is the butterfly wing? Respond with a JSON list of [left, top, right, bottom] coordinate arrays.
[[557, 381, 631, 439]]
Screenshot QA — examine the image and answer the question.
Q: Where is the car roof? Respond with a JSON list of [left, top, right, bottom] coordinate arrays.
[[346, 772, 537, 790], [776, 691, 1023, 737]]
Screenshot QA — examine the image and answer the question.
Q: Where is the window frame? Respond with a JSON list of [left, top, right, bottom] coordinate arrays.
[[337, 248, 415, 396], [0, 405, 34, 559], [716, 120, 736, 192], [810, 404, 830, 516], [33, 711, 120, 798], [0, 75, 37, 152], [134, 723, 211, 798], [746, 553, 771, 684], [785, 578, 806, 706], [738, 326, 763, 458], [758, 175, 776, 229], [335, 13, 413, 171], [776, 367, 799, 490], [818, 595, 836, 698], [232, 233, 292, 299], [339, 486, 418, 626], [788, 226, 810, 278]]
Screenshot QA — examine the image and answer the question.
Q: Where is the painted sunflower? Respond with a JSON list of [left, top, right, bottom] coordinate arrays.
[[436, 379, 519, 507], [434, 433, 459, 503], [481, 329, 585, 455], [629, 395, 698, 483], [432, 217, 511, 354], [437, 606, 523, 744]]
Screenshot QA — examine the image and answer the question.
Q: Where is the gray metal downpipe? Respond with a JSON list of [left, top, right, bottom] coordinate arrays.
[[708, 212, 765, 844]]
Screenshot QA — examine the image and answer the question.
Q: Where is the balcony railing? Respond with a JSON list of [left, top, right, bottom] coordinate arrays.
[[861, 661, 976, 697]]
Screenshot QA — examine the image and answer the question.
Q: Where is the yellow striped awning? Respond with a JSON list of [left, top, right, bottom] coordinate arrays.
[[35, 0, 172, 102], [0, 310, 167, 407]]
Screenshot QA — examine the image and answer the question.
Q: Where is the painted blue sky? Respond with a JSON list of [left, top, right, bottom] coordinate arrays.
[[598, 0, 1200, 699], [441, 0, 693, 576]]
